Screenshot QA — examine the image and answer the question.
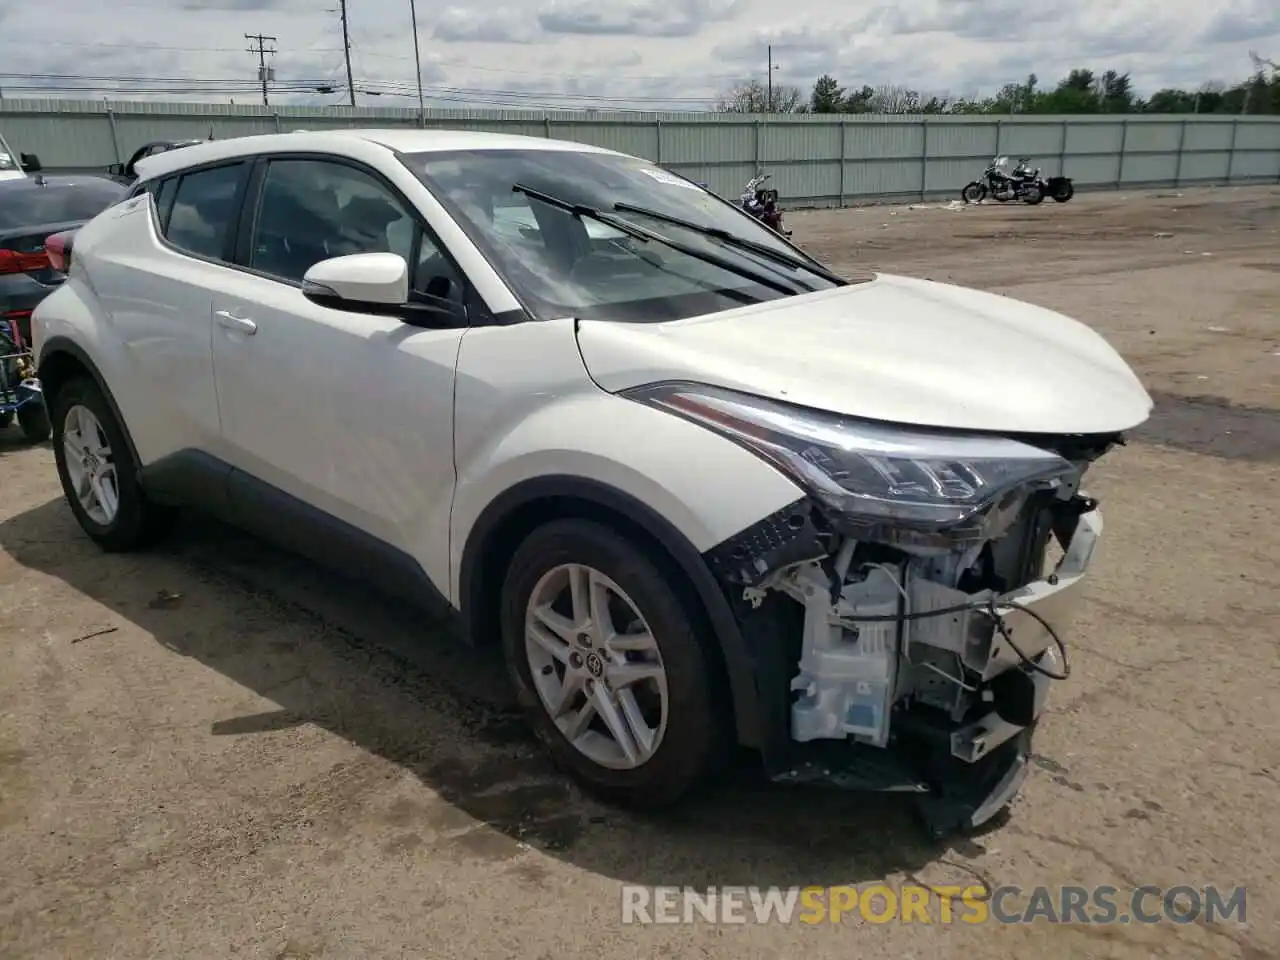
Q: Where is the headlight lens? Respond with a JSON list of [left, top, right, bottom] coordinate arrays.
[[623, 382, 1077, 546]]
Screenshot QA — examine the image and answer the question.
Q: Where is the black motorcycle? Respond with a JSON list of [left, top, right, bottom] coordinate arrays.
[[961, 156, 1044, 205], [1014, 159, 1076, 203]]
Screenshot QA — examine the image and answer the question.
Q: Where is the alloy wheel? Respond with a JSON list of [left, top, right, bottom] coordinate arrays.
[[524, 562, 669, 770], [62, 404, 120, 526]]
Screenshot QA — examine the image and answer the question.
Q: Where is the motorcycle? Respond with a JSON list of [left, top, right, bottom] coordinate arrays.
[[740, 173, 791, 236], [1012, 158, 1076, 204], [961, 156, 1045, 205]]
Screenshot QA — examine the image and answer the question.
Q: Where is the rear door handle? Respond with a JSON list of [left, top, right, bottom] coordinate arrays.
[[215, 310, 257, 335]]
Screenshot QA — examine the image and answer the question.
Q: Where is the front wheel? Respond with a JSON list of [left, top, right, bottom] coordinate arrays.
[[50, 376, 176, 551], [961, 182, 986, 203], [500, 519, 730, 809]]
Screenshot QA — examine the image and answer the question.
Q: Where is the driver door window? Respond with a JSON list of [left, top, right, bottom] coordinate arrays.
[[248, 158, 415, 283]]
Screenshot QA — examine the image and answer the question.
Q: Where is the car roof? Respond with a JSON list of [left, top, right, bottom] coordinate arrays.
[[133, 128, 622, 182]]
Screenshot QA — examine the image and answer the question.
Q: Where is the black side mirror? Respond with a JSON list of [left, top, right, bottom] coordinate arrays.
[[19, 153, 42, 173], [107, 162, 125, 177]]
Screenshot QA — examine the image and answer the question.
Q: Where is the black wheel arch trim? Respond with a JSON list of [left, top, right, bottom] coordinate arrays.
[[36, 335, 142, 467], [459, 474, 767, 749]]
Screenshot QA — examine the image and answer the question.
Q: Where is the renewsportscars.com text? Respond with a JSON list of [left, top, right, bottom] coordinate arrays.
[[620, 884, 1247, 926]]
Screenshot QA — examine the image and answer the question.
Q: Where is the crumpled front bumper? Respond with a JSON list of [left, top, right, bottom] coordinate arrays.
[[941, 504, 1101, 764], [765, 502, 1102, 838]]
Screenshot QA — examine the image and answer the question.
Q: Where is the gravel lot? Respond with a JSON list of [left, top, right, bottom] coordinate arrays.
[[2, 185, 1277, 960]]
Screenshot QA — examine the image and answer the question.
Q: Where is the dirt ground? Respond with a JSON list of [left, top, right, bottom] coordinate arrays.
[[1, 185, 1277, 960]]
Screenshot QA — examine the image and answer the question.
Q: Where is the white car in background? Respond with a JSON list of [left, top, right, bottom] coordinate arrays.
[[0, 131, 42, 183], [31, 129, 1152, 837]]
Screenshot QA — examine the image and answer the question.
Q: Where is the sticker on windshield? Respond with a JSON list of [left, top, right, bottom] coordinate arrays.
[[638, 168, 702, 190]]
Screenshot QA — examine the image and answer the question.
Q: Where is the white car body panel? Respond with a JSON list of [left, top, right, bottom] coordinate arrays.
[[577, 273, 1153, 435], [39, 193, 225, 464], [0, 131, 25, 182], [210, 269, 465, 560], [131, 129, 622, 184], [447, 318, 804, 604]]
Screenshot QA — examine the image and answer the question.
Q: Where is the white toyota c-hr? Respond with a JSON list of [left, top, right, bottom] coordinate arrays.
[[31, 129, 1152, 837]]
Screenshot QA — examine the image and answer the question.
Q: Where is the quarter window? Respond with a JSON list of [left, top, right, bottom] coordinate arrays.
[[163, 163, 246, 260], [154, 176, 178, 230]]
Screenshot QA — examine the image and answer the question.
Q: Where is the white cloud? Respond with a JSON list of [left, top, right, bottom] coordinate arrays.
[[0, 0, 1274, 110]]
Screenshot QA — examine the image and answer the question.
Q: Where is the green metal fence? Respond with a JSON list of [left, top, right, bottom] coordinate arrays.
[[3, 98, 1278, 207]]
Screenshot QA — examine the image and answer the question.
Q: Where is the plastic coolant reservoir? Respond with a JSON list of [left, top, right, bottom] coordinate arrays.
[[790, 572, 900, 747]]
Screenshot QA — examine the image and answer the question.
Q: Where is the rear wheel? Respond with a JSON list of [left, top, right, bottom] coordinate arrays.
[[1051, 180, 1074, 202], [50, 376, 175, 551], [961, 182, 986, 203], [500, 519, 729, 808]]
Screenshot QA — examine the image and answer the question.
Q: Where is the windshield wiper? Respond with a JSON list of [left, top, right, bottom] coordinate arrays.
[[510, 183, 801, 296], [613, 202, 846, 286]]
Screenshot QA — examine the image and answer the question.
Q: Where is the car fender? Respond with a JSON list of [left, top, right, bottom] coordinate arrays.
[[450, 388, 804, 604], [34, 280, 143, 458], [450, 380, 804, 750]]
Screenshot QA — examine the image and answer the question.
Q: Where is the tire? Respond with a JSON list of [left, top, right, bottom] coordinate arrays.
[[500, 518, 730, 808], [17, 401, 50, 443], [1051, 180, 1074, 203], [1022, 183, 1044, 205], [50, 376, 175, 552], [961, 182, 986, 203]]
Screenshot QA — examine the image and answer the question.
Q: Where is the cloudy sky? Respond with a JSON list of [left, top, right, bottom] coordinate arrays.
[[0, 0, 1276, 109]]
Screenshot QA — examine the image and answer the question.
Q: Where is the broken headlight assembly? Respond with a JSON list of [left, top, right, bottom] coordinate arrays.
[[626, 381, 1102, 834], [622, 381, 1080, 548]]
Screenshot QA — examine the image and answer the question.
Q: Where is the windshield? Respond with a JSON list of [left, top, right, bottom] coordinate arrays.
[[402, 148, 851, 323]]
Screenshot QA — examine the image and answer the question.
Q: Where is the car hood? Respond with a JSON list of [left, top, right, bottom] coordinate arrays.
[[575, 273, 1153, 435]]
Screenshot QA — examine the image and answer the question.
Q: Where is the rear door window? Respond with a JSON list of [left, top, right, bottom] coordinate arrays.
[[163, 162, 247, 261]]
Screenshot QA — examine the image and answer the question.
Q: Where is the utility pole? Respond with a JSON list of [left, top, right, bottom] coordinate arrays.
[[766, 45, 772, 113], [339, 0, 356, 106], [409, 0, 425, 124], [245, 33, 277, 106]]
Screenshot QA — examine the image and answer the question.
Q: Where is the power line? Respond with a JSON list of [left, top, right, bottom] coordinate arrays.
[[55, 0, 322, 9], [245, 33, 278, 106], [0, 71, 724, 103], [0, 38, 745, 84]]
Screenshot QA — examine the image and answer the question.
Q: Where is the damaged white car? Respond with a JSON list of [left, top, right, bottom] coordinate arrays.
[[31, 130, 1152, 836]]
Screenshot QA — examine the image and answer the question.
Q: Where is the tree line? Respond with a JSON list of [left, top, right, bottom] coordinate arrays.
[[717, 60, 1280, 116]]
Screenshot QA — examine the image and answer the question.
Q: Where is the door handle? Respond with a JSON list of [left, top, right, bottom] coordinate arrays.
[[215, 310, 258, 335]]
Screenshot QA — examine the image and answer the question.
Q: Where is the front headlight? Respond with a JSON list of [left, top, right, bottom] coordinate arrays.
[[622, 382, 1078, 547]]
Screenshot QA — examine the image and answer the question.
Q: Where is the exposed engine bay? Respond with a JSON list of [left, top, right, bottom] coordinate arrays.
[[703, 430, 1120, 837]]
